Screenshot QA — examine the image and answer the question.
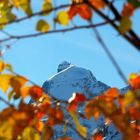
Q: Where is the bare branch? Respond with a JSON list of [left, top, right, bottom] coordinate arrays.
[[0, 21, 114, 43], [0, 96, 13, 106], [86, 1, 140, 51]]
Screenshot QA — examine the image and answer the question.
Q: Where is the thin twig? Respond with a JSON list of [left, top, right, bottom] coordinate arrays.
[[91, 25, 128, 84], [0, 3, 81, 27], [0, 20, 114, 43], [0, 96, 13, 106]]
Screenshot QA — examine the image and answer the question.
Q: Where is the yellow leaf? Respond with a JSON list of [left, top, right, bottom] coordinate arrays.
[[20, 86, 30, 98], [119, 17, 132, 34], [10, 75, 28, 93], [20, 3, 32, 16], [4, 63, 13, 72], [129, 73, 137, 81], [8, 90, 14, 101], [56, 11, 69, 26], [11, 0, 20, 8], [22, 127, 40, 140], [42, 1, 53, 15], [11, 0, 32, 16], [70, 112, 87, 138], [36, 19, 50, 33], [124, 90, 136, 106], [0, 74, 13, 93], [0, 60, 5, 72]]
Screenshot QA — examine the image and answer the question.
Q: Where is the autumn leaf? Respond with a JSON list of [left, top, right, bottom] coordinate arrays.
[[20, 86, 31, 98], [119, 17, 132, 34], [42, 0, 53, 15], [68, 4, 92, 20], [56, 11, 69, 26], [29, 86, 43, 101], [122, 3, 134, 17], [10, 75, 27, 94], [57, 137, 71, 140], [0, 74, 13, 93], [0, 60, 5, 72], [47, 107, 64, 126], [68, 93, 86, 112], [128, 0, 140, 9], [68, 6, 78, 20], [105, 88, 120, 99], [42, 125, 53, 140], [22, 127, 40, 140], [129, 73, 140, 90], [89, 0, 106, 9], [123, 90, 136, 106], [36, 19, 50, 33], [70, 112, 87, 138], [85, 99, 101, 120], [78, 4, 92, 20], [92, 133, 103, 140], [11, 0, 32, 16]]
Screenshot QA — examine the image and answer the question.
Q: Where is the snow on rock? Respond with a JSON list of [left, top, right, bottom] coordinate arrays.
[[42, 61, 109, 100]]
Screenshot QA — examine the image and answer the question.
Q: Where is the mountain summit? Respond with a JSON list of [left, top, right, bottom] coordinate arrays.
[[42, 61, 110, 101]]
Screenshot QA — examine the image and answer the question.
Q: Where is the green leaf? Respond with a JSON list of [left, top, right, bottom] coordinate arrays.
[[128, 0, 140, 9], [36, 20, 50, 33], [56, 11, 69, 26], [119, 17, 132, 34]]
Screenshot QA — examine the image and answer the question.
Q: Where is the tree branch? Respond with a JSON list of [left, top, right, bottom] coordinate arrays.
[[103, 0, 140, 41], [91, 26, 128, 84], [0, 21, 114, 43], [86, 1, 140, 51], [0, 96, 13, 106]]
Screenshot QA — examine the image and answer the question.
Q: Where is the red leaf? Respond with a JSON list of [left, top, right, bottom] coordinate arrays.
[[78, 4, 92, 20], [92, 133, 103, 140], [122, 3, 134, 17], [29, 86, 43, 101]]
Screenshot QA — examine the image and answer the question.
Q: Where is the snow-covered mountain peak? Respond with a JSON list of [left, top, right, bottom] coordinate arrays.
[[42, 62, 107, 100], [57, 61, 73, 72]]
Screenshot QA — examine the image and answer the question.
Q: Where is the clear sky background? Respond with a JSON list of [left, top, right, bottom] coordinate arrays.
[[0, 0, 140, 109]]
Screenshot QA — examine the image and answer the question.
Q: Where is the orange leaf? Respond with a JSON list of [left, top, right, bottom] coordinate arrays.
[[29, 86, 43, 101], [0, 60, 5, 72], [57, 137, 71, 140], [105, 88, 120, 98], [92, 133, 103, 140], [68, 4, 92, 20], [122, 3, 134, 17], [10, 75, 27, 93], [85, 99, 100, 120], [68, 6, 79, 19], [20, 86, 30, 98], [42, 125, 53, 140], [89, 0, 106, 9], [78, 4, 92, 20], [129, 74, 140, 90]]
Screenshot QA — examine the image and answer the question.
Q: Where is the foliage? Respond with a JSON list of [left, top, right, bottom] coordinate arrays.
[[0, 0, 140, 140]]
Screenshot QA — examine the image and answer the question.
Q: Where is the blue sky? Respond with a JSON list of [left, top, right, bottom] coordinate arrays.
[[0, 0, 140, 109]]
